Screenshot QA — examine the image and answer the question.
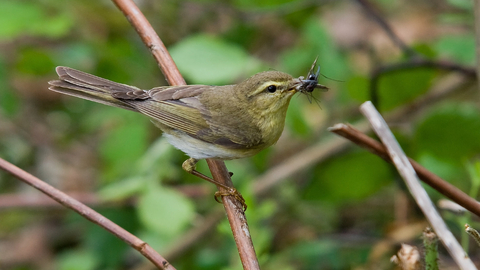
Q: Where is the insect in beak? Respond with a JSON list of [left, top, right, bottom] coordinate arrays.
[[296, 57, 329, 93]]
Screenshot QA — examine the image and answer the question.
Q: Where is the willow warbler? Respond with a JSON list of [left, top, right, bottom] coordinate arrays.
[[48, 62, 327, 195]]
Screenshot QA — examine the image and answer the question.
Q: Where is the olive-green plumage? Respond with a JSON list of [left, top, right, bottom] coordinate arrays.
[[49, 66, 321, 170]]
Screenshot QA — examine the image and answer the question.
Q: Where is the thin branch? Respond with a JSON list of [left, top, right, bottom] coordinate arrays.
[[359, 101, 476, 270], [254, 71, 473, 195], [355, 0, 417, 57], [111, 0, 185, 86], [355, 0, 478, 108], [207, 160, 259, 269], [0, 193, 104, 210], [0, 158, 175, 270], [144, 73, 473, 264], [328, 123, 480, 218], [111, 0, 259, 269]]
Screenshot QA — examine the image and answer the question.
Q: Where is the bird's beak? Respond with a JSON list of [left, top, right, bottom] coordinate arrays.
[[290, 78, 303, 92], [292, 77, 329, 93]]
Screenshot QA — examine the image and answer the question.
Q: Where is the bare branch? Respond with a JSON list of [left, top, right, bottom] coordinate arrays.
[[328, 123, 480, 218], [355, 0, 417, 57], [360, 101, 476, 270], [111, 0, 259, 268], [111, 0, 185, 86], [0, 158, 175, 270]]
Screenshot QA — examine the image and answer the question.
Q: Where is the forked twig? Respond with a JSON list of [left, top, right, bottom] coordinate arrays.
[[360, 101, 476, 270]]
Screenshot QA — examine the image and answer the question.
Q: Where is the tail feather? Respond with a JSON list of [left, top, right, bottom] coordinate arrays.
[[49, 66, 139, 111]]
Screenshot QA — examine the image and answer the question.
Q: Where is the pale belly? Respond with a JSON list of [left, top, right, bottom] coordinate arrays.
[[162, 131, 263, 160]]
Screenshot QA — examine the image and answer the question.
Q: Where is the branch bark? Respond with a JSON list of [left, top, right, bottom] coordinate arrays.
[[359, 101, 476, 270], [328, 123, 480, 218], [111, 0, 259, 268], [0, 158, 175, 270]]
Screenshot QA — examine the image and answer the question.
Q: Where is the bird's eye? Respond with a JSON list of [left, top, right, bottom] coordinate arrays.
[[308, 74, 316, 80], [267, 85, 277, 93]]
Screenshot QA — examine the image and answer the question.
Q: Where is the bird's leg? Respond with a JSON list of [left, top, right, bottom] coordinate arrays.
[[182, 158, 246, 210]]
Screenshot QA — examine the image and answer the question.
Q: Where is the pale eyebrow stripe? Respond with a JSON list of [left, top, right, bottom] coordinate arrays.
[[248, 81, 284, 97]]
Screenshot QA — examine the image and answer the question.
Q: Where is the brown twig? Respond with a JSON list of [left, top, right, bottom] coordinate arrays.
[[359, 101, 476, 269], [134, 64, 476, 268], [254, 71, 473, 195], [111, 0, 185, 86], [328, 123, 480, 218], [0, 158, 175, 270], [355, 0, 417, 57], [207, 160, 259, 270], [0, 192, 102, 210], [355, 0, 478, 108], [111, 0, 259, 268]]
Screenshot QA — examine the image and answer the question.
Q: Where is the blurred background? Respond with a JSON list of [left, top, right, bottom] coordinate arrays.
[[0, 0, 479, 269]]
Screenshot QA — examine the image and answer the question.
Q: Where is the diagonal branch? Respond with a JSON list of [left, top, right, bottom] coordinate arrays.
[[355, 0, 417, 57], [359, 101, 477, 269], [111, 0, 259, 269], [328, 123, 480, 217], [0, 158, 175, 270]]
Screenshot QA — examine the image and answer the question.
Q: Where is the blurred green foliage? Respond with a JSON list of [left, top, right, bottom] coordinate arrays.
[[0, 0, 479, 269]]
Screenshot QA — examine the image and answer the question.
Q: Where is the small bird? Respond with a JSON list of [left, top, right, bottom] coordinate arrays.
[[49, 62, 327, 206]]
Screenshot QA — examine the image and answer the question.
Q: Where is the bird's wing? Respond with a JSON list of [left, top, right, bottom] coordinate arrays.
[[114, 85, 249, 149]]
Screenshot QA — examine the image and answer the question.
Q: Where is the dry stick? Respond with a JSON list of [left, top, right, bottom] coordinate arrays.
[[254, 72, 473, 195], [208, 160, 259, 270], [160, 73, 474, 262], [111, 0, 185, 86], [360, 101, 477, 270], [328, 123, 480, 217], [0, 192, 102, 209], [0, 158, 175, 270], [111, 0, 259, 269]]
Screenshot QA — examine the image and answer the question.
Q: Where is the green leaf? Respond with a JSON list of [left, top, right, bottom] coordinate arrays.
[[233, 0, 298, 9], [137, 185, 195, 236], [169, 34, 263, 85], [285, 99, 312, 137], [378, 68, 436, 111], [0, 2, 73, 41], [347, 76, 370, 102], [99, 112, 149, 181], [417, 153, 462, 184], [0, 56, 20, 116], [57, 249, 99, 270], [414, 103, 480, 164], [446, 0, 473, 9], [15, 47, 54, 75], [281, 19, 348, 79], [98, 176, 145, 201], [434, 34, 475, 65], [303, 151, 392, 203]]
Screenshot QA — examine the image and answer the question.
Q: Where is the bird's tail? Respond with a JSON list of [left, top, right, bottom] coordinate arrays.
[[48, 66, 139, 111]]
